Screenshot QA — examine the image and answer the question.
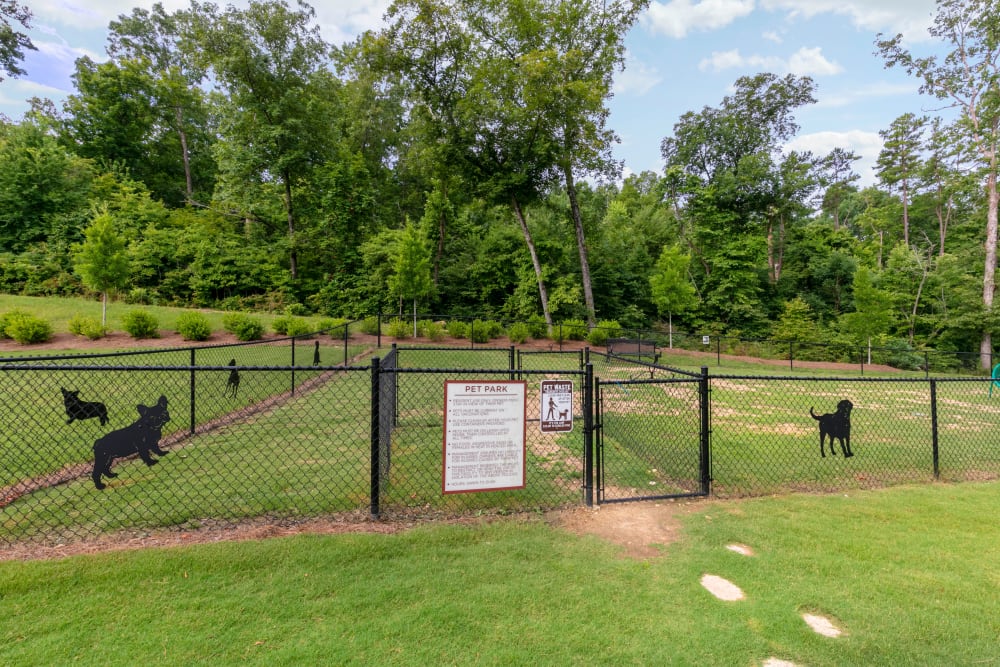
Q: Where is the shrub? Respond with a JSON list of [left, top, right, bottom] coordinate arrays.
[[416, 319, 445, 341], [470, 319, 492, 344], [3, 311, 52, 344], [562, 319, 588, 341], [588, 320, 622, 347], [447, 320, 468, 339], [0, 309, 28, 339], [222, 312, 265, 341], [284, 303, 310, 316], [68, 314, 106, 340], [360, 315, 380, 335], [526, 314, 548, 339], [272, 315, 293, 335], [386, 318, 410, 338], [121, 310, 160, 339], [318, 317, 350, 338], [284, 317, 314, 338], [508, 322, 530, 344], [175, 312, 212, 341]]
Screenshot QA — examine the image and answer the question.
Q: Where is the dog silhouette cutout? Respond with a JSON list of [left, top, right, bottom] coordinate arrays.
[[60, 387, 108, 426], [810, 399, 853, 458], [91, 395, 171, 490], [313, 340, 320, 366], [225, 359, 240, 398]]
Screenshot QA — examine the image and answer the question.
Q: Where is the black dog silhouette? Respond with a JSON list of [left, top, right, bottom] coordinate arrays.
[[60, 387, 108, 426], [225, 359, 240, 398], [91, 395, 170, 490], [810, 400, 853, 458]]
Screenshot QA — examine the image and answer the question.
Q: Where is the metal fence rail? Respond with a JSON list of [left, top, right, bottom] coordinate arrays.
[[4, 346, 1000, 548]]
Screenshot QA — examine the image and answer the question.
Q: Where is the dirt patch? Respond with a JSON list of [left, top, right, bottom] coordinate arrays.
[[547, 500, 704, 559]]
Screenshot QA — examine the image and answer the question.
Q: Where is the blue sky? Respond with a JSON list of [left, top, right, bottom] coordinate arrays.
[[3, 0, 947, 186]]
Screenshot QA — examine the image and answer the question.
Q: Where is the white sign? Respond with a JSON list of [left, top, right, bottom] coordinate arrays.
[[540, 380, 573, 433], [443, 381, 526, 494], [702, 335, 711, 345]]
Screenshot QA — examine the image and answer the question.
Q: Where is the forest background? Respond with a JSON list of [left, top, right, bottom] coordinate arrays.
[[0, 0, 998, 368]]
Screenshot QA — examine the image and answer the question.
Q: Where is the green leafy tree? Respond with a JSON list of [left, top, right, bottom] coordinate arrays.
[[841, 266, 893, 363], [0, 0, 34, 80], [392, 220, 434, 336], [73, 210, 130, 326], [771, 296, 822, 343], [876, 113, 927, 247], [878, 0, 1000, 369], [649, 244, 696, 346]]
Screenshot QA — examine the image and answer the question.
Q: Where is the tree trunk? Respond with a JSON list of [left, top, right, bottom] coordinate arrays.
[[511, 195, 552, 330], [902, 177, 910, 247], [283, 172, 297, 280], [982, 171, 998, 370], [101, 291, 108, 327], [412, 297, 418, 338], [176, 105, 193, 202], [564, 167, 596, 326]]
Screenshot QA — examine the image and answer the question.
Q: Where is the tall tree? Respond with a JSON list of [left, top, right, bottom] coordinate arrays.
[[818, 147, 861, 230], [193, 0, 336, 282], [392, 219, 435, 335], [73, 210, 130, 326], [876, 113, 927, 247], [878, 0, 1000, 369]]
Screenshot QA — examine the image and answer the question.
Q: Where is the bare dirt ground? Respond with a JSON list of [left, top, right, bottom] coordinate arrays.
[[2, 329, 877, 561]]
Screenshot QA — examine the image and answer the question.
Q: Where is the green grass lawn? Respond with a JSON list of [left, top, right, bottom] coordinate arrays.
[[1, 481, 997, 666]]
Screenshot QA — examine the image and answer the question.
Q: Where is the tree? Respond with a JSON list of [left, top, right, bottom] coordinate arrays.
[[0, 0, 34, 80], [392, 220, 434, 336], [876, 113, 926, 247], [193, 0, 337, 283], [877, 0, 1000, 370], [818, 147, 861, 230], [841, 266, 893, 363], [649, 244, 696, 347], [73, 210, 130, 326]]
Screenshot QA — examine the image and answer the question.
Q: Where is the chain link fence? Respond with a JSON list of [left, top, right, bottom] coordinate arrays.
[[4, 341, 1000, 548]]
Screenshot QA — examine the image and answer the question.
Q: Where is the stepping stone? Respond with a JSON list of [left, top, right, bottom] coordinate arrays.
[[700, 574, 745, 601], [762, 659, 798, 667], [802, 613, 842, 637], [726, 543, 754, 556]]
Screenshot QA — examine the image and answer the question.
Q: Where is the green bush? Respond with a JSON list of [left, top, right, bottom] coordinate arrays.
[[470, 320, 491, 344], [526, 314, 548, 339], [222, 312, 265, 341], [68, 314, 107, 340], [418, 320, 446, 341], [0, 309, 27, 339], [271, 315, 293, 335], [588, 320, 622, 347], [386, 318, 410, 338], [318, 317, 350, 338], [562, 319, 588, 341], [284, 303, 310, 316], [175, 312, 212, 341], [3, 311, 53, 344], [121, 310, 160, 339], [284, 317, 314, 338], [447, 320, 468, 339], [360, 315, 380, 335], [508, 322, 530, 344]]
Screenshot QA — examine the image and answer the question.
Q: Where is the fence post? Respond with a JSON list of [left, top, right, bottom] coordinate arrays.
[[699, 366, 711, 495], [291, 336, 296, 396], [583, 362, 594, 507], [716, 337, 721, 365], [377, 312, 382, 349], [509, 345, 515, 381], [189, 348, 196, 436], [371, 356, 381, 517], [343, 323, 349, 365], [471, 320, 476, 349], [930, 379, 940, 480], [789, 341, 794, 371]]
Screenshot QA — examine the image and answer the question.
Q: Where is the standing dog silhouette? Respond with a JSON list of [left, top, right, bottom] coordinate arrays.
[[225, 359, 240, 398], [810, 400, 854, 458]]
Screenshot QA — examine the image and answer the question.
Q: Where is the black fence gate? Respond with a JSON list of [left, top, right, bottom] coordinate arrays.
[[595, 373, 711, 503]]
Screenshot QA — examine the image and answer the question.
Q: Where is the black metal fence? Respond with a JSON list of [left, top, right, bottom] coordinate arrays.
[[3, 341, 1000, 547]]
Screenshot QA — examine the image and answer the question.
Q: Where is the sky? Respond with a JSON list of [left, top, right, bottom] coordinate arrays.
[[2, 0, 949, 187]]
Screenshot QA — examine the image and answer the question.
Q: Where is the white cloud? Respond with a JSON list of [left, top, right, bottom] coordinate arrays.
[[614, 54, 662, 96], [816, 82, 919, 108], [644, 0, 755, 39], [762, 30, 783, 43], [699, 46, 842, 77], [760, 0, 935, 41], [785, 129, 884, 186]]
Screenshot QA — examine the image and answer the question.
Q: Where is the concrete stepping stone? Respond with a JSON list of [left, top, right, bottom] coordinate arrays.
[[762, 659, 798, 667], [802, 613, 842, 637], [700, 574, 745, 601], [726, 543, 754, 556]]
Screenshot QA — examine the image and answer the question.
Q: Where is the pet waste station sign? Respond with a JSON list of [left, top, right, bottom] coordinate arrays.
[[443, 381, 526, 494], [540, 380, 573, 433]]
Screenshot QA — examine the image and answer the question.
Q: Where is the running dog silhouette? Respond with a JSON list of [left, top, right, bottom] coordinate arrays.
[[225, 359, 240, 398], [557, 408, 570, 420], [810, 399, 854, 458], [91, 395, 170, 490], [60, 388, 108, 426]]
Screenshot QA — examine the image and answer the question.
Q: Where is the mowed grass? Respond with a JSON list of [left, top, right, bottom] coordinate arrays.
[[1, 481, 998, 666]]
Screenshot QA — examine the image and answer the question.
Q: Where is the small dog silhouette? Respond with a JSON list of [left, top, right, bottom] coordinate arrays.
[[60, 387, 108, 426], [810, 400, 853, 458], [225, 359, 240, 398], [91, 395, 170, 490], [557, 409, 569, 420]]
